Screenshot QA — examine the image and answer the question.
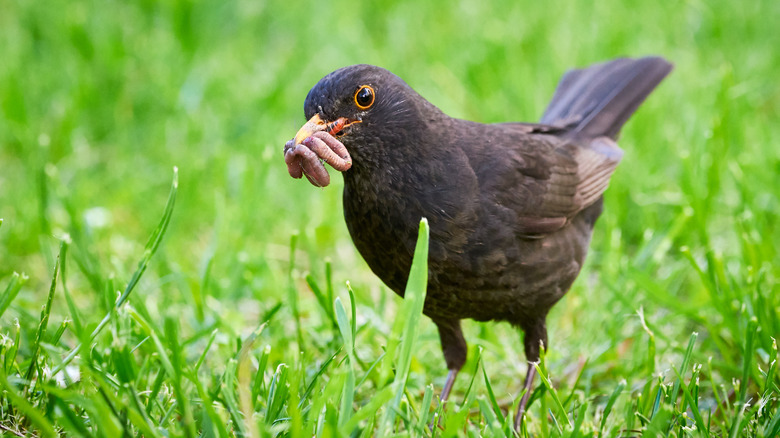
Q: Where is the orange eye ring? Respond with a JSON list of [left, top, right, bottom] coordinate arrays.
[[354, 85, 375, 110]]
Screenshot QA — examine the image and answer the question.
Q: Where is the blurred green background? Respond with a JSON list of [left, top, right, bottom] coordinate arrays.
[[1, 0, 779, 435]]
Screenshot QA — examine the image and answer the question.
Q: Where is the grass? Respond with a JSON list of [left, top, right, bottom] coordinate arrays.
[[1, 0, 779, 436]]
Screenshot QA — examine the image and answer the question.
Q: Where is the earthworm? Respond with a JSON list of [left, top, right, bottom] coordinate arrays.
[[283, 139, 304, 178], [283, 131, 352, 187], [284, 139, 330, 186], [303, 131, 352, 172]]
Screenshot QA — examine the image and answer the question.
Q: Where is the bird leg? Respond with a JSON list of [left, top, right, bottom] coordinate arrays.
[[514, 363, 538, 429], [441, 369, 458, 403], [434, 319, 467, 404], [514, 319, 547, 431]]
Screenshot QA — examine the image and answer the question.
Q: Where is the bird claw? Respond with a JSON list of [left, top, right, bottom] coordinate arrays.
[[284, 131, 352, 187]]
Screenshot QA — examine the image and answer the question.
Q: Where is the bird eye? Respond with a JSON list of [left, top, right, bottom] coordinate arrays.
[[354, 85, 375, 110]]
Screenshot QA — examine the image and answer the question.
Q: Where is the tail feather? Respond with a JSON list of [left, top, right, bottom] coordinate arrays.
[[540, 57, 673, 140]]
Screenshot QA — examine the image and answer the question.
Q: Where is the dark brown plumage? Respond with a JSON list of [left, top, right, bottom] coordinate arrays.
[[286, 57, 672, 428]]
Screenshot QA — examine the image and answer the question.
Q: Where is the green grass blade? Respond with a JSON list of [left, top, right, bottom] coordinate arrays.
[[534, 361, 572, 428], [478, 397, 504, 435], [118, 167, 178, 308], [728, 319, 759, 438], [24, 240, 63, 387], [220, 359, 245, 434], [195, 251, 214, 323], [669, 332, 698, 408], [266, 363, 290, 425], [763, 337, 778, 394], [67, 369, 160, 438], [638, 307, 657, 374], [126, 307, 195, 434], [51, 167, 178, 376], [356, 350, 385, 389], [306, 273, 338, 329], [194, 329, 218, 373], [335, 297, 354, 357], [645, 406, 673, 437], [59, 235, 83, 334], [461, 346, 482, 405], [342, 385, 395, 434], [287, 232, 305, 352], [0, 272, 28, 320], [190, 371, 230, 438], [764, 402, 780, 438], [414, 384, 434, 436], [0, 369, 57, 437], [325, 260, 335, 319], [568, 402, 588, 438], [561, 358, 589, 410], [671, 366, 709, 437], [340, 361, 356, 427], [49, 395, 93, 438], [125, 384, 163, 438], [379, 218, 429, 434], [737, 317, 758, 406], [299, 349, 339, 408], [599, 379, 626, 435], [236, 324, 265, 438], [335, 296, 356, 426], [253, 345, 272, 408], [549, 405, 564, 435], [347, 281, 357, 347], [309, 372, 345, 436], [481, 351, 505, 425], [649, 378, 664, 420], [4, 319, 21, 374]]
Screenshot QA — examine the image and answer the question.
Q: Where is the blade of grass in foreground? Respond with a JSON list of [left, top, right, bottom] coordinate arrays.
[[51, 166, 179, 376], [24, 240, 64, 390], [534, 349, 572, 429], [0, 368, 57, 437], [730, 317, 758, 438], [335, 296, 356, 427], [237, 323, 266, 438], [378, 218, 429, 435], [0, 272, 28, 320], [669, 332, 697, 409], [482, 353, 505, 425], [287, 233, 305, 353], [671, 366, 709, 437], [599, 379, 626, 435]]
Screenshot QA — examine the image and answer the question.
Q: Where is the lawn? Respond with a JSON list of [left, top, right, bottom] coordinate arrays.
[[1, 0, 778, 436]]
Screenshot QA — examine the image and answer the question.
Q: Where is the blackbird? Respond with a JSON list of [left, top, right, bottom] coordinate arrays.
[[285, 57, 672, 428]]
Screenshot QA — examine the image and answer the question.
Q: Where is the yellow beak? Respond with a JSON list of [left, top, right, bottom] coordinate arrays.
[[293, 114, 328, 145]]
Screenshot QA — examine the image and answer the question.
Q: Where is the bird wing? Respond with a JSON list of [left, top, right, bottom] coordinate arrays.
[[474, 126, 623, 237]]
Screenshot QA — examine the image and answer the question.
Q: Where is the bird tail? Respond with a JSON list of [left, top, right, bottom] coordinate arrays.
[[540, 57, 673, 140]]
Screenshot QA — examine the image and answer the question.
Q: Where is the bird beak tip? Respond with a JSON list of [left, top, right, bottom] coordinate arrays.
[[293, 114, 327, 145]]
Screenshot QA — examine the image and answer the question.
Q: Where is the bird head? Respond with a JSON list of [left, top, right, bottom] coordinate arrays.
[[292, 65, 444, 163]]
